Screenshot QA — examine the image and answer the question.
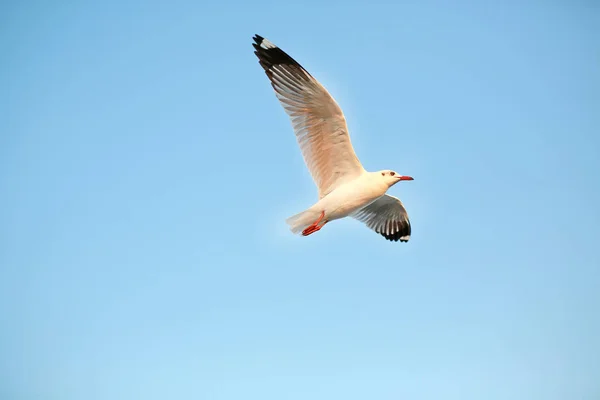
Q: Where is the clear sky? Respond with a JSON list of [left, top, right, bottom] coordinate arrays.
[[1, 1, 599, 399]]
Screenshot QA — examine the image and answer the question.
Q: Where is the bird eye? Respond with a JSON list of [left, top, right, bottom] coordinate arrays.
[[390, 172, 395, 176], [381, 172, 385, 176]]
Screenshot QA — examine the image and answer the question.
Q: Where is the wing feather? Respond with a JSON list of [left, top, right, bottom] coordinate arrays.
[[252, 34, 365, 198], [352, 195, 411, 243]]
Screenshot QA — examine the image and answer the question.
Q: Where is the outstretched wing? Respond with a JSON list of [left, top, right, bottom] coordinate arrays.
[[252, 34, 365, 198], [352, 195, 411, 242]]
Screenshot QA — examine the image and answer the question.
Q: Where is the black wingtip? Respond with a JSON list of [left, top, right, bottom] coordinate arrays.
[[253, 34, 264, 44], [380, 220, 411, 243], [251, 34, 312, 78], [383, 234, 411, 243]]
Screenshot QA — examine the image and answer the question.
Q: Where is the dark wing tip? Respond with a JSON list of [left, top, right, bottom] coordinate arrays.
[[251, 34, 311, 77], [379, 219, 412, 243]]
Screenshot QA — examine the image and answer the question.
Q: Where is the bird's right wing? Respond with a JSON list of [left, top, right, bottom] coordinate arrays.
[[252, 34, 365, 198], [352, 195, 411, 242]]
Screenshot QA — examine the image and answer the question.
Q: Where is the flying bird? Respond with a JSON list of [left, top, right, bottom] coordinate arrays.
[[252, 34, 414, 242]]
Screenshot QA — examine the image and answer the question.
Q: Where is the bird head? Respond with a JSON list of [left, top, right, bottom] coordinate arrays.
[[378, 170, 414, 187]]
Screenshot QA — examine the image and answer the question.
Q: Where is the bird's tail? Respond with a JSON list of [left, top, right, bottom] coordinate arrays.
[[285, 208, 321, 234]]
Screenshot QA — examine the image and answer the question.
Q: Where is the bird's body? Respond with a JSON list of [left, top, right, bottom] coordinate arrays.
[[289, 172, 388, 230], [252, 34, 415, 243], [319, 173, 390, 220]]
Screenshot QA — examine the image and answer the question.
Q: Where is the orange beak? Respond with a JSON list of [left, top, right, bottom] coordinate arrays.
[[398, 176, 414, 181]]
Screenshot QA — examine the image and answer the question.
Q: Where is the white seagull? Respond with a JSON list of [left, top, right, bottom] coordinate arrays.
[[252, 34, 414, 243]]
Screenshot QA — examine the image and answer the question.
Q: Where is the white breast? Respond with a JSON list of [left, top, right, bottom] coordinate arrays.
[[316, 174, 387, 221]]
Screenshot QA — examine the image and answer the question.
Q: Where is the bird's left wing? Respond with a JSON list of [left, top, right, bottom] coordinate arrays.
[[252, 34, 365, 198], [351, 195, 411, 242]]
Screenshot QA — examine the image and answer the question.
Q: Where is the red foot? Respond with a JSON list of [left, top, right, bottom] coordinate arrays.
[[302, 211, 327, 236], [302, 224, 322, 236]]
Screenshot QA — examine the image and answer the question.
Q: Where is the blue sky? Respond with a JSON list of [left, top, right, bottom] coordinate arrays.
[[1, 1, 599, 399]]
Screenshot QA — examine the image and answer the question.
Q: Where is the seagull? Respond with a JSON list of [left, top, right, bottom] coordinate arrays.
[[252, 34, 414, 243]]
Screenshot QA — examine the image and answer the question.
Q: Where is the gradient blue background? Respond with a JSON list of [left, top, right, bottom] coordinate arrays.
[[1, 1, 599, 399]]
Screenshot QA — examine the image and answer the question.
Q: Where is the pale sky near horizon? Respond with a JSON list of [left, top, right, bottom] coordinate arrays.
[[1, 1, 599, 399]]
